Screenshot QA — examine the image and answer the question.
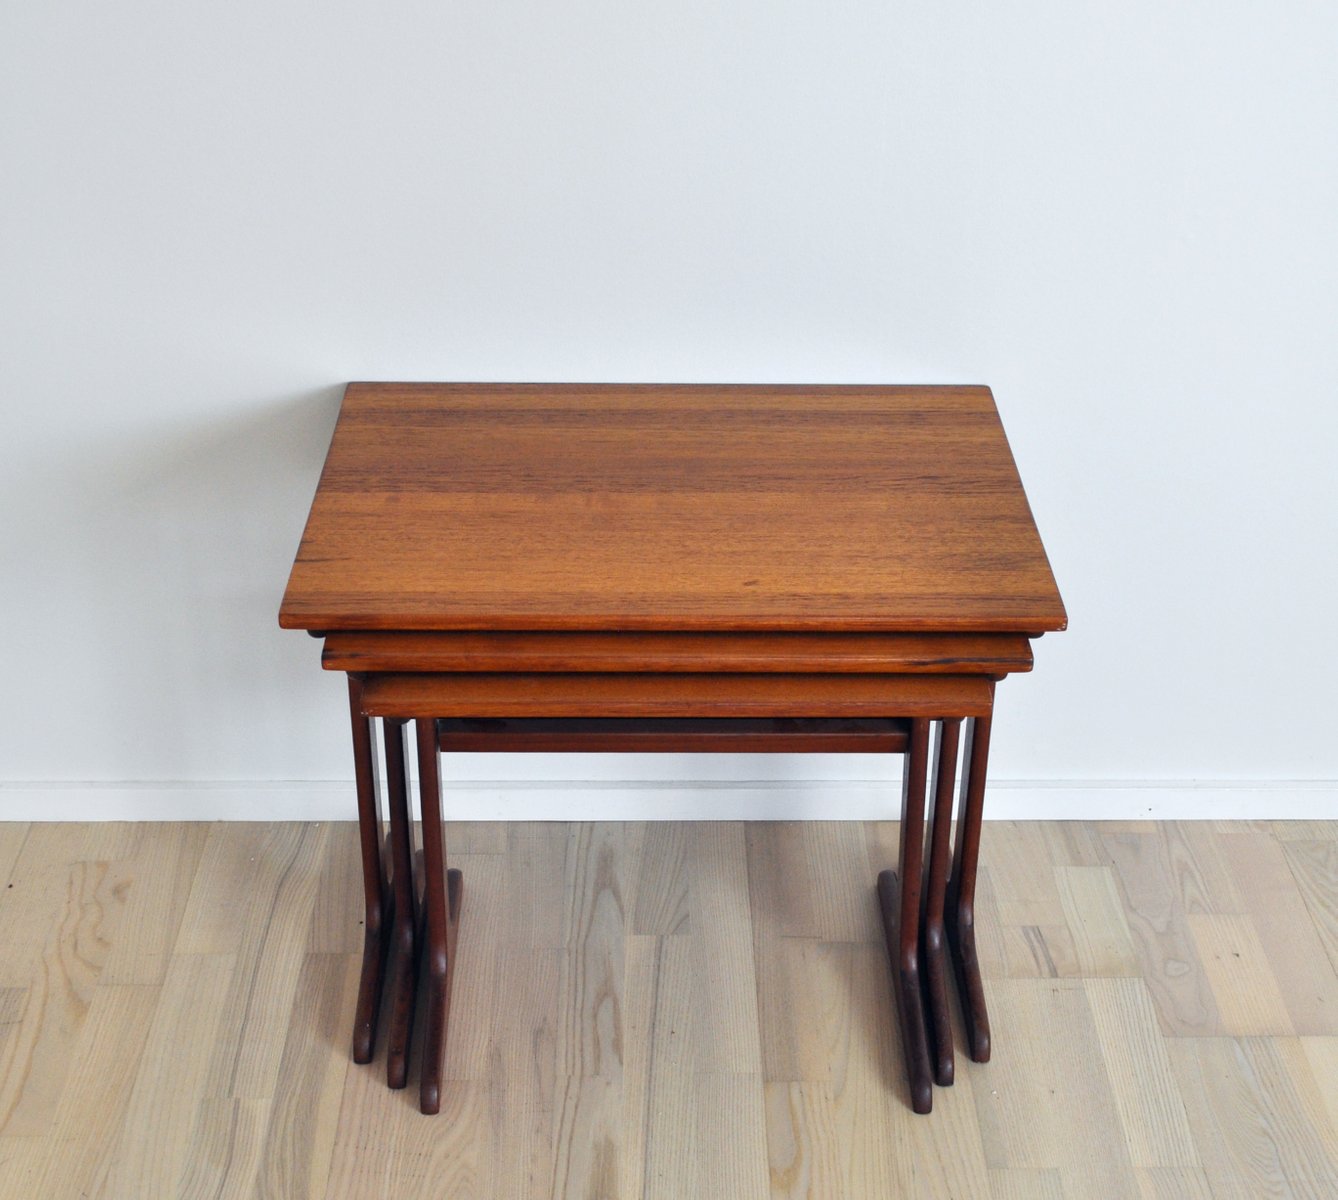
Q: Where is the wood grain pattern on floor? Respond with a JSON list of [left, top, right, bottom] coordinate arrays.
[[0, 819, 1335, 1199]]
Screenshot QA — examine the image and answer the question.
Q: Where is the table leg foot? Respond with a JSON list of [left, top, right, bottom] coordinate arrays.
[[921, 924, 954, 1086], [946, 893, 991, 1063], [353, 896, 388, 1064], [921, 719, 960, 1088], [385, 933, 415, 1087], [420, 868, 463, 1116], [353, 827, 395, 1064], [947, 712, 993, 1064], [878, 869, 933, 1114]]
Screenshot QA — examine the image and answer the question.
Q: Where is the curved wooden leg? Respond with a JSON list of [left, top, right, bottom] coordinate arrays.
[[416, 718, 464, 1116], [922, 718, 960, 1087], [383, 718, 418, 1089], [348, 676, 392, 1065], [947, 712, 992, 1063], [877, 717, 934, 1114]]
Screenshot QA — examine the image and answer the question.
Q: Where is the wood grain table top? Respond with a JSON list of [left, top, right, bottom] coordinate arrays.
[[279, 383, 1066, 634]]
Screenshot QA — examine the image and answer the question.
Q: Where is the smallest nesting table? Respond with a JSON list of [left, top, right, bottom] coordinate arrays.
[[280, 383, 1066, 1115]]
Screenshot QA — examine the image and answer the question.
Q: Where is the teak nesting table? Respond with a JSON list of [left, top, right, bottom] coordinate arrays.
[[279, 383, 1066, 1115]]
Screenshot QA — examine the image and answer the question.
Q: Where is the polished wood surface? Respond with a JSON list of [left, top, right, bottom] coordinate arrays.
[[279, 381, 1067, 1118], [357, 672, 995, 719], [279, 384, 1067, 635], [9, 820, 1332, 1197], [323, 630, 1035, 675]]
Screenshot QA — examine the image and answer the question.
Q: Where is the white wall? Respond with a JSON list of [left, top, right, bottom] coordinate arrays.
[[3, 3, 1336, 819]]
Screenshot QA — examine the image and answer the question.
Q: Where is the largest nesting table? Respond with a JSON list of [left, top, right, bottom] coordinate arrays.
[[279, 382, 1066, 1115]]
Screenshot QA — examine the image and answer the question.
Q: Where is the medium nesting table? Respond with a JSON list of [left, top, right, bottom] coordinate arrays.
[[279, 383, 1066, 1115]]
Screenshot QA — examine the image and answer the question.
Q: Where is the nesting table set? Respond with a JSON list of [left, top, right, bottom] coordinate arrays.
[[279, 383, 1066, 1115]]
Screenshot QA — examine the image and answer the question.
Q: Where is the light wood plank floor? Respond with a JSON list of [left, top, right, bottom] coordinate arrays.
[[0, 820, 1335, 1199]]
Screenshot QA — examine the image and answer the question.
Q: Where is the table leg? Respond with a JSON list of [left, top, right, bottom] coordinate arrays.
[[382, 718, 418, 1089], [415, 718, 464, 1116], [947, 712, 992, 1063], [921, 718, 960, 1087], [877, 716, 934, 1114], [348, 675, 392, 1064]]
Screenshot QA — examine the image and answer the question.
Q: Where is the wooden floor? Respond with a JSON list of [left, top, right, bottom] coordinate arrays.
[[0, 820, 1335, 1198]]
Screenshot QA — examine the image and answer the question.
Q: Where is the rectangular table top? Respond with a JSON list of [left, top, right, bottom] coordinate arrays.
[[279, 383, 1066, 635]]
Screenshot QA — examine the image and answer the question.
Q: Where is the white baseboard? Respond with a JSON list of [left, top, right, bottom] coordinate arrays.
[[1, 779, 1335, 822]]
